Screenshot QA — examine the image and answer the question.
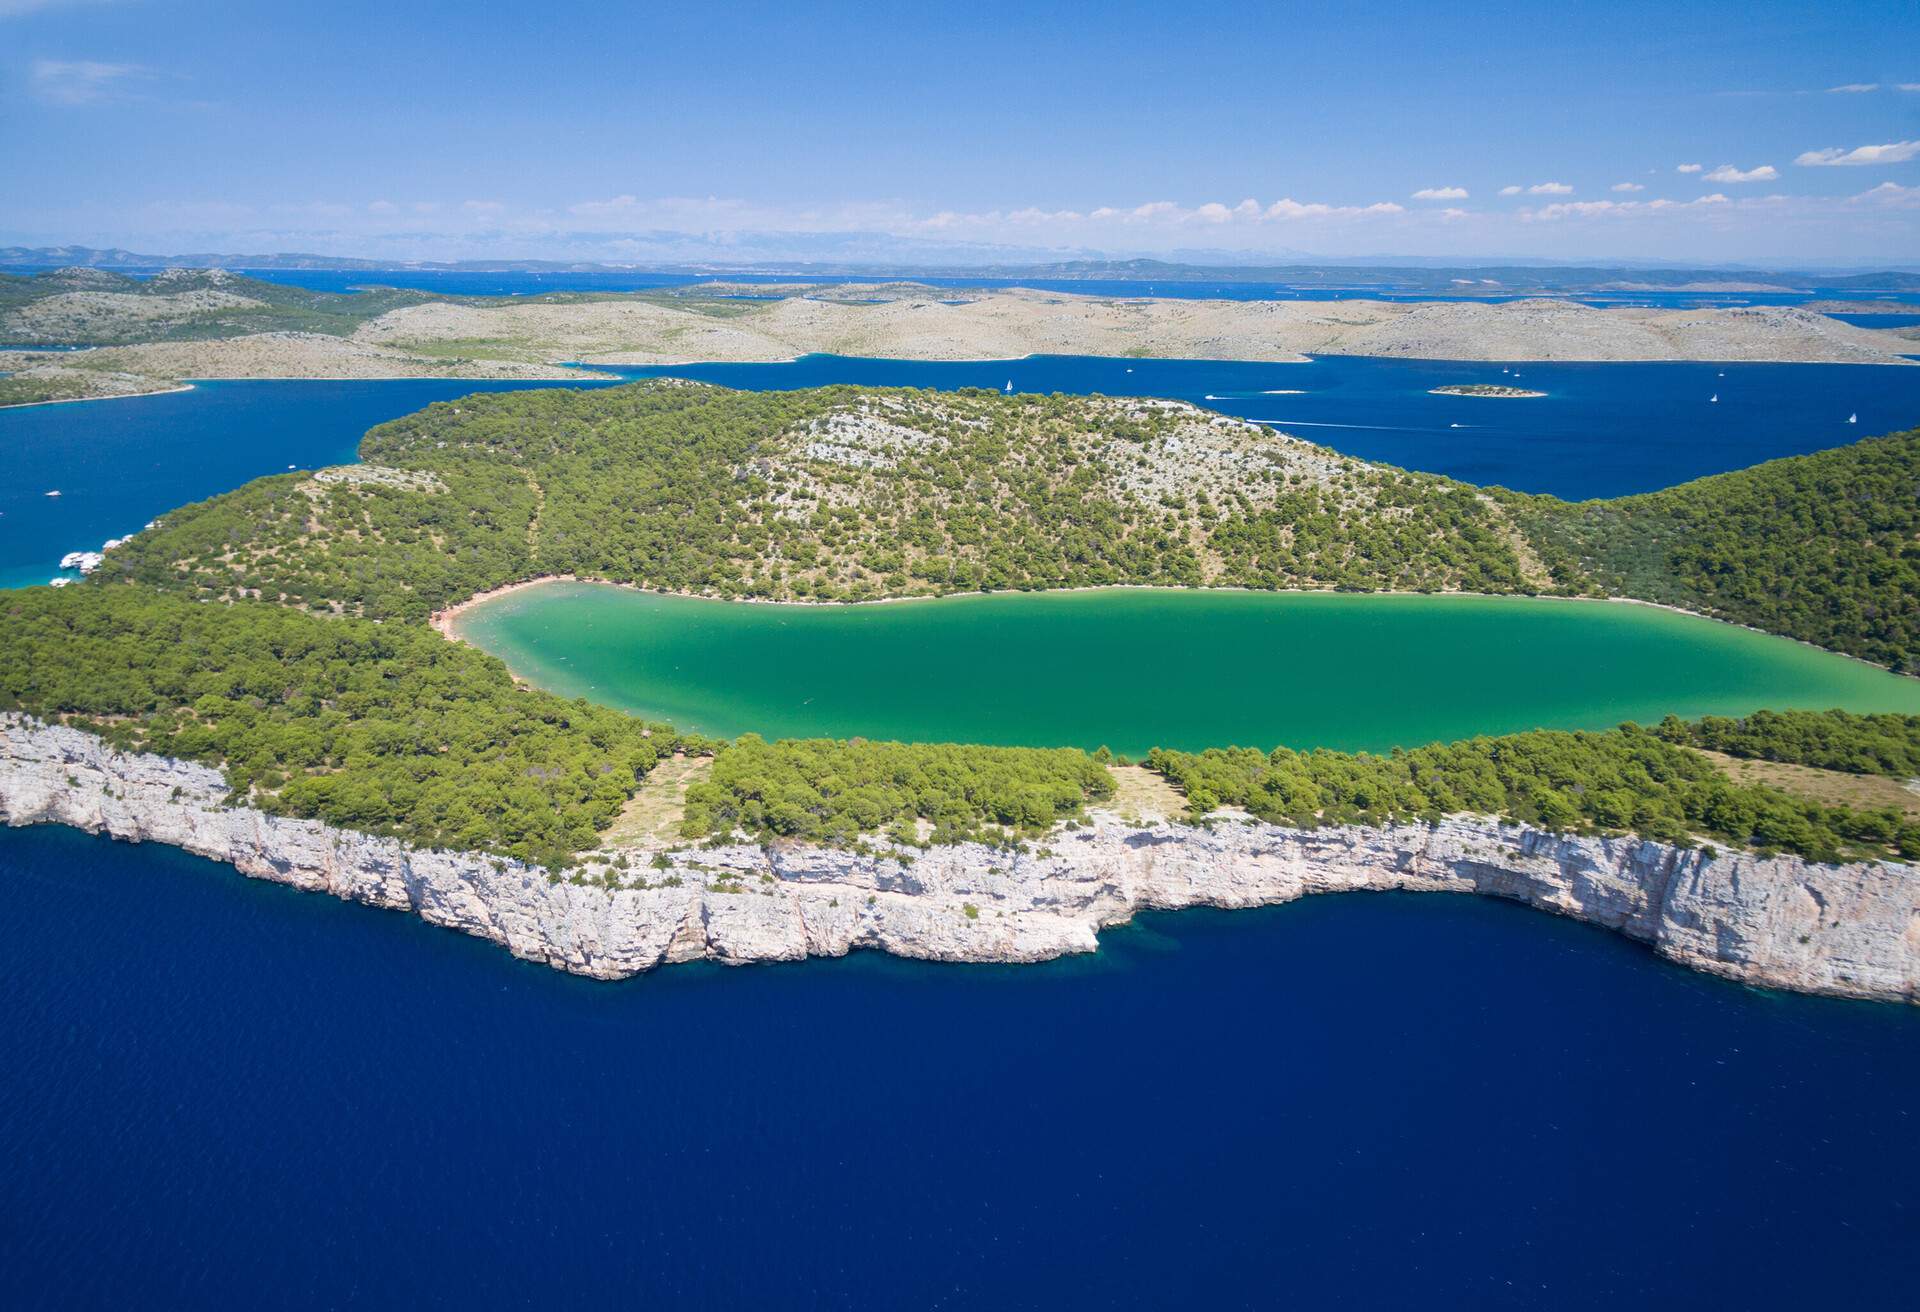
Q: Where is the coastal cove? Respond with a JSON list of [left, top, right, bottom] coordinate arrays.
[[452, 584, 1920, 755]]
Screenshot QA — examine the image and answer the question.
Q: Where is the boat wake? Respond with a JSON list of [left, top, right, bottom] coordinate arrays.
[[1250, 417, 1446, 433]]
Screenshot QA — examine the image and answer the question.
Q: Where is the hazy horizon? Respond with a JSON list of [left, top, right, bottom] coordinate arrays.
[[3, 0, 1917, 266]]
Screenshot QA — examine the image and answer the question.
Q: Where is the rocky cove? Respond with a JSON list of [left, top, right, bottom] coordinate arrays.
[[4, 714, 1914, 1002]]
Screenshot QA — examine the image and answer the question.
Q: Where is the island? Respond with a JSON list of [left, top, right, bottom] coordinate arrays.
[[2, 266, 1913, 407], [1430, 383, 1547, 398], [2, 382, 1916, 1000]]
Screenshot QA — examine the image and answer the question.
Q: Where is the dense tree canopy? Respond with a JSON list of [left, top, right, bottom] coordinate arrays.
[[681, 735, 1114, 846], [103, 384, 1920, 669], [104, 381, 1544, 620], [1505, 429, 1920, 670], [0, 585, 678, 867], [1145, 722, 1920, 864], [1655, 709, 1920, 778]]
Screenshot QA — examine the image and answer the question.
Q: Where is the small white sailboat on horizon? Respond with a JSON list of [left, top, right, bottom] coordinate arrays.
[[1848, 412, 1857, 424], [1709, 393, 1718, 403], [1003, 379, 1013, 393]]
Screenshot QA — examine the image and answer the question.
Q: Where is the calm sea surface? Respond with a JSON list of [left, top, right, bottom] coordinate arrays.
[[1, 822, 1914, 1308], [6, 356, 1919, 587]]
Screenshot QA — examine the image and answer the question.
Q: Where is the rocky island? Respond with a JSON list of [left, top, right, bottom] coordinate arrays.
[[1430, 383, 1547, 398], [3, 267, 1913, 406]]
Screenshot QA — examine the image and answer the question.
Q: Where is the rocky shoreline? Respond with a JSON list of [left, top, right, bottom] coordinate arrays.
[[3, 714, 1914, 1001]]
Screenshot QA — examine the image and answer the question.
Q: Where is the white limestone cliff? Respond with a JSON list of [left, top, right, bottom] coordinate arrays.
[[2, 715, 1914, 1002]]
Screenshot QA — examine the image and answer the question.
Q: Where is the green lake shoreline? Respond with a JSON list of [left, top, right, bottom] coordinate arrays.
[[452, 581, 1920, 757]]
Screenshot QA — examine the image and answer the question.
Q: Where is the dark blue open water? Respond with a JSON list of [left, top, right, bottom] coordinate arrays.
[[6, 357, 1919, 588], [2, 823, 1914, 1309]]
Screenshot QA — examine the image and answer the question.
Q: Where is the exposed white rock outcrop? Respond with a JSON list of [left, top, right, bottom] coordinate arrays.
[[2, 715, 1914, 1002]]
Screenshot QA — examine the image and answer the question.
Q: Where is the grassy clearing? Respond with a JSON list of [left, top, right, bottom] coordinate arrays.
[[1697, 750, 1920, 819], [1103, 765, 1184, 823], [601, 754, 713, 848]]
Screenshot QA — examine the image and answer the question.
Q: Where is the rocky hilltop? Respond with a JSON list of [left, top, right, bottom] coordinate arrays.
[[5, 715, 1912, 1002]]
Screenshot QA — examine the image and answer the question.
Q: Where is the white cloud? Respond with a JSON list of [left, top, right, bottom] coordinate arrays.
[[1901, 83, 1920, 92], [1523, 193, 1731, 222], [28, 58, 145, 105], [1827, 83, 1880, 92], [1526, 182, 1573, 195], [1794, 140, 1920, 167], [1610, 182, 1645, 192], [1411, 186, 1468, 200], [1262, 197, 1404, 219], [1498, 185, 1522, 196], [1676, 163, 1703, 173], [1703, 163, 1778, 182], [1851, 181, 1920, 207]]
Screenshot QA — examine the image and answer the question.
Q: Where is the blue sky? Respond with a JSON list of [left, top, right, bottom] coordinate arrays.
[[3, 0, 1917, 265]]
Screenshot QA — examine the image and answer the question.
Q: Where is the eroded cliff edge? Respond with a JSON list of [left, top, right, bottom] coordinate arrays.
[[3, 715, 1914, 1001]]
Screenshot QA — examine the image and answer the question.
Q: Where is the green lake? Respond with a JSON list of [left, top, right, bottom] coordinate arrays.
[[453, 583, 1920, 756]]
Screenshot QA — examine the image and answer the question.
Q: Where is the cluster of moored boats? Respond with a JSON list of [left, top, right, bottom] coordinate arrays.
[[49, 521, 158, 587]]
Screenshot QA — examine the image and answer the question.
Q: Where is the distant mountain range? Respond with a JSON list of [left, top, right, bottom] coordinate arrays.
[[4, 246, 1919, 292]]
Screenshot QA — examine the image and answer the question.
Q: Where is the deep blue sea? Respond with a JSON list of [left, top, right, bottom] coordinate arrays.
[[7, 357, 1919, 588], [2, 823, 1914, 1309]]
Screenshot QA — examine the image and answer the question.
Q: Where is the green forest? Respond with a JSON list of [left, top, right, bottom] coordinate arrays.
[[4, 382, 1916, 868], [4, 585, 1916, 866], [0, 585, 680, 868], [1654, 709, 1920, 778], [103, 381, 1545, 620], [1504, 429, 1920, 670], [99, 381, 1920, 668], [1146, 725, 1920, 865]]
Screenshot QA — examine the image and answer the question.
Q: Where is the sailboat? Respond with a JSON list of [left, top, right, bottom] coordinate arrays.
[[1848, 413, 1857, 424], [1003, 379, 1013, 394], [1709, 394, 1718, 403]]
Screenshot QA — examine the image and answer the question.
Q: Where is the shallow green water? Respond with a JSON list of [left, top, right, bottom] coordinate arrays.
[[455, 583, 1920, 755]]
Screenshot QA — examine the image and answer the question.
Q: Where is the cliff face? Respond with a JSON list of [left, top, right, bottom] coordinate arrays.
[[2, 716, 1914, 1002]]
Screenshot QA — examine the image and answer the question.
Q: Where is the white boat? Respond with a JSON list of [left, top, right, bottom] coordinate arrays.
[[1709, 394, 1718, 402], [44, 490, 60, 497], [1848, 413, 1857, 424], [1003, 380, 1013, 393]]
